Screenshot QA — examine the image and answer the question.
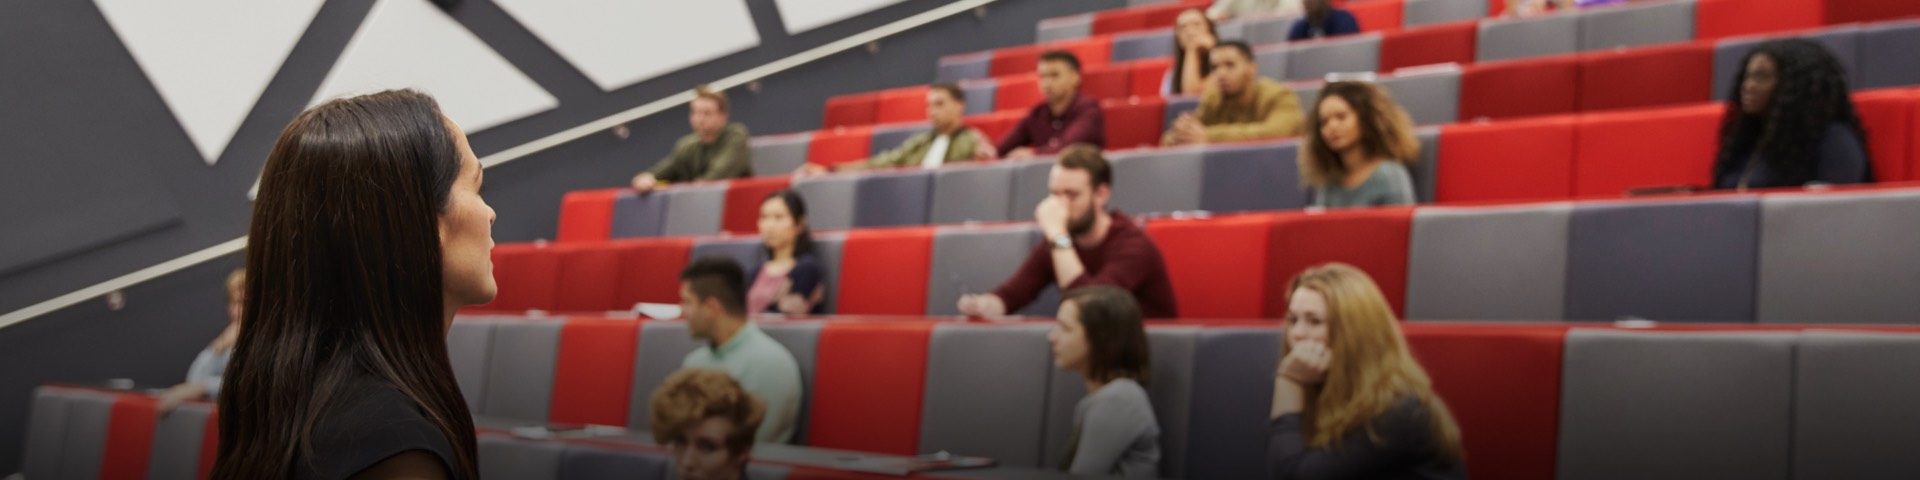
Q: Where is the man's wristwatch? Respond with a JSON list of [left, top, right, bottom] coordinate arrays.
[[1049, 232, 1073, 250]]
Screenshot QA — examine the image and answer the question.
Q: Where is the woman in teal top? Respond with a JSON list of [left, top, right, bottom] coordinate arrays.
[[1297, 81, 1420, 208]]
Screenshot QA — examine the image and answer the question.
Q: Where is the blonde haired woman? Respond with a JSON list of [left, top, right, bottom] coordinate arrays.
[[1269, 263, 1464, 479], [1298, 82, 1421, 208]]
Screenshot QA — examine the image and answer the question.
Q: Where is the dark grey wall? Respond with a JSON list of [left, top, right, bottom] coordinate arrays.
[[0, 0, 1128, 472]]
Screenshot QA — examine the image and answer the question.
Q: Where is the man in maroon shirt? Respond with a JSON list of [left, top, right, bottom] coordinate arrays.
[[958, 145, 1179, 318], [996, 51, 1107, 159]]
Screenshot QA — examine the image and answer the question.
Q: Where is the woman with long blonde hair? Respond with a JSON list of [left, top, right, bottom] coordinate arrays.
[[1298, 82, 1420, 209], [1269, 263, 1464, 479]]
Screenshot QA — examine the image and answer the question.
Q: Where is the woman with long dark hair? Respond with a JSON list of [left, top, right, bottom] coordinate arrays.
[[1713, 38, 1872, 190], [1163, 8, 1218, 96], [1051, 286, 1160, 478], [745, 190, 825, 315], [213, 90, 493, 479]]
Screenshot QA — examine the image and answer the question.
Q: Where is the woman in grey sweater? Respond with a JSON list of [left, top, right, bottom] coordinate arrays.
[[1050, 286, 1162, 478], [1298, 82, 1421, 209]]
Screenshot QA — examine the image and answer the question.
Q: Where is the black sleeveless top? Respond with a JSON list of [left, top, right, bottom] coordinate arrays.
[[293, 374, 463, 480]]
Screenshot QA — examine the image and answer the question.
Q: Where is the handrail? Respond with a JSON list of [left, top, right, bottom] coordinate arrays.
[[0, 0, 1001, 331]]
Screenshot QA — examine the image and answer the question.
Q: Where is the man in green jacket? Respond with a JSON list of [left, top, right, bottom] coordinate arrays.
[[795, 83, 997, 178], [633, 85, 753, 191]]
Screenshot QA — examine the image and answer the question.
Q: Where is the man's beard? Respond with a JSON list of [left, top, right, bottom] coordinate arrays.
[[1067, 204, 1098, 236]]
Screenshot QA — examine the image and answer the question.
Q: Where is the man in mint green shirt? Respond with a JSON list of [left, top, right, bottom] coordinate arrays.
[[676, 256, 804, 444]]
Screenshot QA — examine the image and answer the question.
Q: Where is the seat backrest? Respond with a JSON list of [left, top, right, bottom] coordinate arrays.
[[875, 87, 931, 125], [482, 244, 562, 311], [1693, 0, 1822, 41], [1147, 215, 1277, 319], [750, 133, 813, 179], [1825, 0, 1920, 24], [1403, 0, 1486, 28], [936, 52, 992, 83], [1183, 327, 1283, 480], [1757, 190, 1920, 324], [613, 237, 693, 308], [610, 191, 668, 239], [1459, 55, 1580, 120], [554, 243, 622, 311], [478, 434, 565, 480], [1475, 12, 1579, 62], [991, 45, 1043, 78], [1037, 14, 1094, 43], [1245, 14, 1301, 45], [805, 126, 874, 167], [852, 170, 934, 228], [1565, 196, 1760, 322], [556, 189, 620, 243], [556, 443, 671, 480], [1009, 159, 1055, 220], [1110, 147, 1205, 216], [1126, 58, 1174, 98], [1081, 65, 1133, 101], [1859, 19, 1920, 90], [721, 176, 793, 235], [148, 401, 214, 480], [1793, 330, 1920, 478], [1578, 42, 1714, 113], [1435, 115, 1576, 202], [789, 174, 857, 232], [760, 321, 824, 444], [1161, 95, 1203, 130], [1571, 103, 1722, 196], [811, 233, 847, 314], [550, 318, 640, 426], [1710, 27, 1863, 102], [959, 78, 999, 116], [626, 321, 703, 431], [925, 224, 1055, 316], [1102, 96, 1169, 150], [1577, 0, 1696, 51], [1285, 33, 1384, 81], [1377, 65, 1461, 125], [37, 388, 112, 480], [1111, 28, 1174, 62], [482, 319, 563, 422], [808, 322, 936, 455], [1199, 141, 1305, 214], [1407, 203, 1573, 321], [99, 393, 159, 479], [1402, 323, 1570, 480], [1852, 89, 1913, 182], [1558, 329, 1794, 480], [1264, 208, 1415, 317], [688, 236, 766, 279], [918, 323, 1054, 467], [1380, 20, 1478, 73], [822, 93, 878, 129], [1409, 125, 1440, 204], [448, 320, 499, 410], [834, 227, 934, 315], [660, 183, 726, 236], [929, 162, 1017, 224], [1254, 44, 1291, 83], [994, 74, 1043, 112], [869, 124, 932, 158], [23, 387, 75, 479]]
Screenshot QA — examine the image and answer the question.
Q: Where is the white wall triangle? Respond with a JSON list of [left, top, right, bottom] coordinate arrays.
[[311, 0, 558, 134], [492, 0, 760, 92]]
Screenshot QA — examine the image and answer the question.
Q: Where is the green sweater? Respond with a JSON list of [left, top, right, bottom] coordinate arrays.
[[864, 128, 985, 169], [649, 123, 753, 182]]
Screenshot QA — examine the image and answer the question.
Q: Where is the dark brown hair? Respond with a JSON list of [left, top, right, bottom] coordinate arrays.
[[214, 90, 478, 478], [1299, 81, 1420, 188], [1057, 144, 1113, 188], [650, 368, 766, 453], [1065, 286, 1152, 385], [930, 83, 966, 103], [1169, 8, 1218, 93], [682, 255, 749, 316], [694, 84, 730, 113], [1040, 50, 1083, 73]]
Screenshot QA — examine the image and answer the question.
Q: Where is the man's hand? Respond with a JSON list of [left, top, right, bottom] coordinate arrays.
[[1170, 113, 1207, 145], [972, 131, 1000, 161], [1005, 147, 1036, 160], [1035, 195, 1071, 239], [156, 383, 205, 415], [957, 294, 1007, 317], [793, 163, 830, 179], [631, 173, 659, 192]]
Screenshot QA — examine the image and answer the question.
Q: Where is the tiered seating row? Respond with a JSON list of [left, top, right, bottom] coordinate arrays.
[[35, 321, 1920, 480]]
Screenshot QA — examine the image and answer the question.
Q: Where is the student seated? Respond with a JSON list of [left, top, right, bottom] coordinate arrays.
[[633, 85, 752, 192], [650, 368, 765, 480], [1052, 286, 1161, 478], [795, 84, 994, 178], [156, 268, 246, 413], [1209, 0, 1304, 21], [1164, 41, 1304, 146], [1287, 0, 1360, 42], [677, 256, 803, 444], [997, 51, 1107, 159], [1713, 38, 1872, 190], [1298, 81, 1420, 208], [1269, 263, 1466, 479], [745, 191, 825, 316], [1164, 9, 1219, 96]]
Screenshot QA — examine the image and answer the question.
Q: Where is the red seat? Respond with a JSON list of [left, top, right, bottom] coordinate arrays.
[[1126, 58, 1174, 97], [1080, 64, 1132, 101], [1146, 214, 1276, 318], [1460, 56, 1580, 121], [199, 410, 218, 480], [1380, 20, 1477, 73], [1346, 0, 1405, 32], [1572, 103, 1725, 196], [1092, 9, 1149, 35], [1264, 208, 1414, 317], [1436, 116, 1578, 202], [1403, 323, 1573, 480], [1852, 89, 1913, 182], [722, 176, 793, 235], [807, 321, 935, 455], [963, 110, 1027, 144], [989, 45, 1043, 77], [481, 243, 562, 311], [806, 126, 875, 167], [1694, 0, 1823, 40], [875, 85, 932, 124], [835, 227, 934, 315], [1141, 2, 1198, 29], [552, 244, 623, 312], [549, 317, 640, 426], [1577, 42, 1714, 113], [556, 188, 621, 243], [1824, 0, 1920, 24], [103, 393, 158, 479], [614, 237, 693, 308], [1102, 96, 1169, 150], [994, 74, 1043, 112], [1048, 36, 1115, 72], [823, 93, 879, 128]]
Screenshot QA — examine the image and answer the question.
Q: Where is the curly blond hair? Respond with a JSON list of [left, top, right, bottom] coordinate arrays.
[[649, 368, 765, 452]]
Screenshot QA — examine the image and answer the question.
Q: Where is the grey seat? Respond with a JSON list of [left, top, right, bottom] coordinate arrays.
[[482, 319, 563, 421], [556, 444, 671, 480], [1110, 148, 1205, 216], [1043, 325, 1198, 478], [689, 236, 767, 281], [960, 78, 999, 116], [1793, 330, 1920, 478], [1406, 203, 1572, 321], [448, 319, 500, 410], [852, 169, 933, 228], [930, 162, 1017, 224], [1183, 327, 1283, 480], [1377, 66, 1461, 126], [149, 402, 214, 480], [1037, 14, 1093, 43], [751, 133, 813, 178], [1578, 0, 1697, 52], [870, 124, 932, 157], [761, 321, 823, 444], [1558, 330, 1795, 480], [1255, 44, 1291, 83], [918, 323, 1054, 467], [1112, 29, 1175, 62], [1757, 190, 1920, 324], [937, 52, 992, 83], [1285, 33, 1382, 81], [791, 174, 858, 231], [1711, 27, 1862, 101], [1409, 125, 1440, 204], [1199, 140, 1304, 214], [812, 233, 847, 314], [1291, 81, 1324, 121], [1858, 20, 1920, 90], [1215, 18, 1248, 41], [626, 321, 703, 431], [1476, 12, 1579, 62], [1404, 0, 1487, 28], [479, 434, 565, 480], [660, 183, 726, 236], [1565, 197, 1760, 322], [1009, 159, 1056, 221], [925, 224, 1057, 316], [610, 191, 668, 238], [1245, 14, 1302, 45], [23, 387, 78, 480]]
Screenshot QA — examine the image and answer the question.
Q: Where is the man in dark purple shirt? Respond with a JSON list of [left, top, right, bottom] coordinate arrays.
[[957, 145, 1179, 318], [996, 51, 1107, 159]]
